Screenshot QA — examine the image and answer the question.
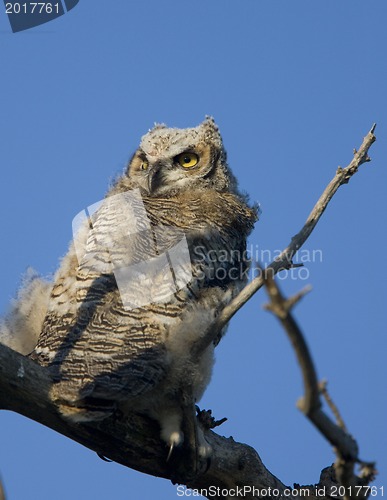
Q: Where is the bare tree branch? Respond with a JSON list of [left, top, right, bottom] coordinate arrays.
[[262, 271, 377, 500], [0, 341, 340, 500], [193, 124, 376, 358]]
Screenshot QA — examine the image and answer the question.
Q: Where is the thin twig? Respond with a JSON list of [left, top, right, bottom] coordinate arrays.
[[319, 380, 347, 431], [192, 124, 376, 358], [262, 273, 377, 500]]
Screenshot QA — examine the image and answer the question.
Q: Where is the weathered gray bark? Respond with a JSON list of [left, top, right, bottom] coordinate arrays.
[[0, 342, 338, 500]]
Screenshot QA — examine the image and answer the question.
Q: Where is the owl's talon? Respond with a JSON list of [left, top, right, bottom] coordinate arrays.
[[97, 453, 113, 462], [164, 429, 184, 461], [166, 443, 174, 462]]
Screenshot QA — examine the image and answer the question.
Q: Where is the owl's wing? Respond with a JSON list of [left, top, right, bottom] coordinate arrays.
[[33, 194, 174, 406], [78, 288, 171, 402], [38, 278, 171, 407]]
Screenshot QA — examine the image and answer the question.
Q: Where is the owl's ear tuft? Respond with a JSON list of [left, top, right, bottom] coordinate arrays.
[[200, 116, 223, 150], [203, 115, 218, 130]]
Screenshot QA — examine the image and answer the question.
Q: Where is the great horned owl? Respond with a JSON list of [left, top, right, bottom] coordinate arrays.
[[3, 117, 257, 456]]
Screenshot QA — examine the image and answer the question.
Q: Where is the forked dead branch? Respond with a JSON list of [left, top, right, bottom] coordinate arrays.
[[0, 125, 377, 500]]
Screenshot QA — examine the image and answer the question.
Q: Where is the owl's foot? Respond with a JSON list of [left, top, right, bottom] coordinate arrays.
[[164, 428, 211, 462], [197, 426, 212, 460], [160, 412, 184, 461], [166, 404, 212, 483], [166, 430, 184, 461]]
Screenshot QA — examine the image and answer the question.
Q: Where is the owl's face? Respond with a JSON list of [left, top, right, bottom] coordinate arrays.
[[126, 117, 237, 197]]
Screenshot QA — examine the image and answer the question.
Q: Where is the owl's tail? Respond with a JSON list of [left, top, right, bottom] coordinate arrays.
[[0, 268, 52, 355]]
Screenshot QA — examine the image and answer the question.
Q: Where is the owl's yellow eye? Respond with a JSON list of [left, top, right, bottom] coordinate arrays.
[[176, 152, 199, 168], [140, 159, 149, 170]]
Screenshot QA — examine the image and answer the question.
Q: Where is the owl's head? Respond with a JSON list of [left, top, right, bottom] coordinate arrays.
[[125, 117, 239, 197]]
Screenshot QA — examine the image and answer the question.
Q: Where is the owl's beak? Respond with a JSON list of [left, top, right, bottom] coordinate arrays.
[[147, 162, 164, 194]]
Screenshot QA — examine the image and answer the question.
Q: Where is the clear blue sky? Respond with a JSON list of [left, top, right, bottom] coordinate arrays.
[[1, 2, 386, 499]]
